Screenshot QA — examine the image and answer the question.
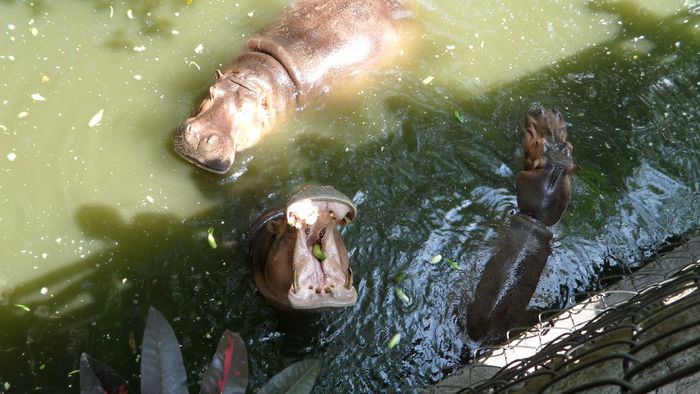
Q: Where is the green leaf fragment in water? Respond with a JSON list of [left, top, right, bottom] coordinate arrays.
[[430, 254, 442, 264], [393, 287, 410, 305], [3, 382, 10, 391], [394, 271, 406, 284], [14, 304, 30, 312], [207, 227, 217, 249], [447, 258, 462, 270], [312, 243, 326, 261], [387, 333, 401, 349], [67, 369, 80, 377], [454, 110, 465, 123]]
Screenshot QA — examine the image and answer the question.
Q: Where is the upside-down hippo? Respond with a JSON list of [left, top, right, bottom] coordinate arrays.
[[174, 0, 407, 173], [247, 185, 357, 311], [466, 107, 579, 342]]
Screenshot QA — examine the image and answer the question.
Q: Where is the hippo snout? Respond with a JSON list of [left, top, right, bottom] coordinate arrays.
[[174, 118, 235, 174]]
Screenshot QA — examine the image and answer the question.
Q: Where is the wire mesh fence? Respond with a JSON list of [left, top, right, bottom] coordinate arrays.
[[429, 235, 700, 393]]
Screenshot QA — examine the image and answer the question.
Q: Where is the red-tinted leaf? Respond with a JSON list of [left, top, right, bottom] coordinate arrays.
[[140, 307, 188, 394], [79, 352, 133, 394], [199, 330, 248, 394]]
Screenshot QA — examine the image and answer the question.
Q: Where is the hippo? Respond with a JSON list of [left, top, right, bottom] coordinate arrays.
[[466, 107, 579, 342], [247, 185, 357, 311], [174, 0, 406, 174]]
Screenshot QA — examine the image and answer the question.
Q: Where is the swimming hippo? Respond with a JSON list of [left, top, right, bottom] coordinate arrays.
[[247, 185, 357, 311], [467, 107, 578, 342], [174, 0, 406, 173]]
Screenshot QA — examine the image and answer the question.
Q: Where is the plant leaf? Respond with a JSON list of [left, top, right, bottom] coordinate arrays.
[[79, 352, 133, 394], [140, 307, 188, 394], [199, 330, 248, 394], [258, 359, 319, 394]]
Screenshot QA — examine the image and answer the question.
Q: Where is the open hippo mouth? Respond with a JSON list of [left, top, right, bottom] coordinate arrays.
[[285, 186, 358, 310]]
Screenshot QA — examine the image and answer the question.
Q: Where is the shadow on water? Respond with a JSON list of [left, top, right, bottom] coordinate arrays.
[[1, 0, 700, 392]]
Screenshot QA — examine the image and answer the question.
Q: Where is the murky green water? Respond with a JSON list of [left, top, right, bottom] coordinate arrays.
[[1, 0, 699, 391]]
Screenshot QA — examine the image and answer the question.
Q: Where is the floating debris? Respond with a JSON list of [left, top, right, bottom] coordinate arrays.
[[133, 45, 146, 52], [430, 254, 442, 264], [194, 43, 204, 54], [387, 333, 401, 349], [421, 75, 434, 85], [394, 271, 406, 284], [207, 227, 217, 249], [88, 109, 104, 127], [67, 370, 80, 377], [447, 258, 462, 270], [14, 304, 30, 312], [454, 110, 465, 123], [7, 152, 16, 162], [30, 93, 45, 101], [17, 111, 28, 118], [127, 9, 134, 19], [30, 27, 38, 37], [393, 287, 410, 305], [312, 243, 326, 261], [40, 287, 48, 295], [41, 75, 50, 83]]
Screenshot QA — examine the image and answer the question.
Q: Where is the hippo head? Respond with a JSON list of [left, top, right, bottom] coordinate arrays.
[[516, 107, 579, 226], [248, 185, 358, 312], [174, 71, 269, 174]]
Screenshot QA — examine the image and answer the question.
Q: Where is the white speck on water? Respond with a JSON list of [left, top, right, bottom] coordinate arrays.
[[55, 237, 62, 244], [127, 9, 134, 19], [187, 61, 201, 70], [30, 27, 38, 36], [248, 11, 254, 17], [41, 252, 48, 259], [422, 76, 434, 85], [194, 43, 204, 54], [133, 74, 142, 80], [171, 30, 180, 35], [88, 109, 104, 127], [8, 24, 15, 30], [40, 287, 48, 295], [445, 44, 455, 50], [30, 93, 45, 101], [17, 111, 28, 118], [109, 5, 114, 18], [133, 45, 146, 52], [121, 278, 128, 284], [146, 195, 154, 204], [6, 152, 16, 161]]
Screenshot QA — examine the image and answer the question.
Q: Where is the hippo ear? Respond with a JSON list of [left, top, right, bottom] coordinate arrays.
[[215, 69, 224, 80]]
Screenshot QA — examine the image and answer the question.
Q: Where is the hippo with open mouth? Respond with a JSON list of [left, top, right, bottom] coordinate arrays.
[[466, 106, 579, 342], [174, 0, 406, 174], [247, 185, 357, 311]]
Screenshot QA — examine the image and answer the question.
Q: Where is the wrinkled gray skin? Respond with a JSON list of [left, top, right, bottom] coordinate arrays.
[[467, 107, 578, 343], [248, 185, 358, 312], [174, 0, 405, 174]]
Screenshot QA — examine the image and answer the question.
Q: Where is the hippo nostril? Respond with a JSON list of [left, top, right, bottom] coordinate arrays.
[[315, 288, 322, 294], [206, 134, 219, 145], [324, 287, 331, 294], [184, 124, 200, 144]]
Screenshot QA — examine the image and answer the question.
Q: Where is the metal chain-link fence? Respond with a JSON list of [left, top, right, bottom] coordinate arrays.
[[430, 235, 700, 393]]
